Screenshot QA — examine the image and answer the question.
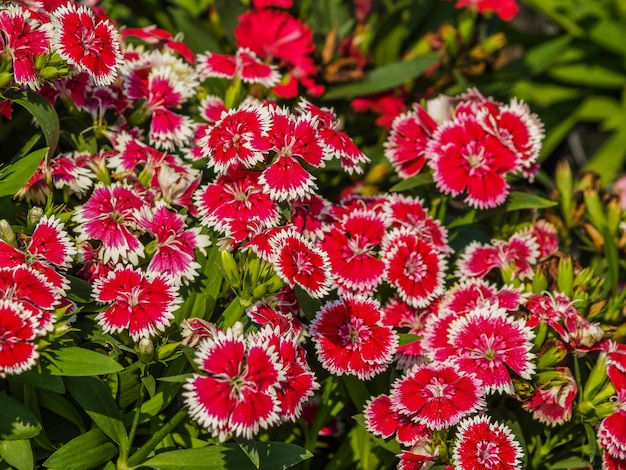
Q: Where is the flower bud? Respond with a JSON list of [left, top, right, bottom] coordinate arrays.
[[40, 66, 59, 80], [0, 72, 13, 88], [252, 283, 267, 300], [231, 321, 244, 337], [220, 250, 241, 289], [0, 219, 16, 246], [157, 342, 180, 361], [27, 206, 44, 229], [138, 337, 155, 363]]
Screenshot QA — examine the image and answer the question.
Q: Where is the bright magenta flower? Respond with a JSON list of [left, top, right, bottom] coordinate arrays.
[[391, 363, 485, 430], [382, 229, 446, 308], [28, 214, 76, 269], [0, 4, 50, 90], [384, 104, 437, 178], [197, 47, 280, 87], [448, 305, 535, 394], [0, 299, 38, 378], [92, 266, 180, 341], [184, 327, 283, 441], [452, 415, 523, 469], [522, 367, 577, 426], [269, 229, 332, 298], [51, 4, 122, 86], [319, 209, 387, 295], [73, 183, 146, 265], [455, 0, 520, 21], [309, 295, 397, 380]]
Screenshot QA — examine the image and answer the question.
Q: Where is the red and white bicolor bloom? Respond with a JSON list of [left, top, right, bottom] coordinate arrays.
[[382, 229, 447, 308], [521, 219, 560, 258], [598, 357, 626, 469], [269, 229, 332, 298], [73, 183, 147, 265], [0, 4, 50, 90], [364, 394, 430, 446], [50, 4, 122, 86], [384, 104, 438, 178], [522, 367, 577, 426], [452, 415, 524, 470], [426, 113, 518, 209], [92, 265, 181, 341], [198, 95, 227, 123], [0, 299, 39, 378], [319, 209, 387, 295], [184, 327, 283, 441], [447, 304, 536, 394], [138, 204, 210, 284], [198, 102, 272, 174], [309, 295, 397, 380], [390, 363, 485, 430], [197, 47, 281, 88], [441, 279, 522, 315], [50, 152, 96, 198], [289, 194, 330, 240], [195, 168, 280, 235]]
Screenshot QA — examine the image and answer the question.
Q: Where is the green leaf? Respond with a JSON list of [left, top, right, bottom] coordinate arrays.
[[522, 35, 572, 76], [236, 437, 260, 469], [43, 347, 123, 376], [11, 368, 65, 393], [43, 429, 117, 470], [0, 439, 34, 470], [398, 333, 421, 347], [588, 20, 626, 57], [603, 225, 619, 297], [143, 442, 312, 470], [584, 129, 626, 184], [341, 375, 370, 411], [37, 391, 86, 433], [0, 393, 41, 440], [506, 191, 557, 211], [389, 173, 433, 192], [323, 54, 439, 100], [548, 63, 626, 88], [66, 377, 128, 448], [6, 89, 60, 156], [0, 147, 48, 199], [65, 275, 93, 303], [548, 456, 593, 469], [217, 297, 245, 329]]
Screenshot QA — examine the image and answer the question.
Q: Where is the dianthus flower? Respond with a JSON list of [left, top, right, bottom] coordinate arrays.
[[92, 266, 180, 341], [364, 394, 430, 446], [522, 367, 577, 426], [51, 4, 122, 86], [452, 415, 524, 469], [0, 299, 39, 378], [184, 327, 283, 441], [309, 295, 397, 380], [197, 47, 280, 87]]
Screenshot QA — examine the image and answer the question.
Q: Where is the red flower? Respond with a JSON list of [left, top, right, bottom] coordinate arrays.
[[0, 299, 38, 378], [184, 327, 282, 441], [522, 367, 577, 426], [0, 5, 50, 90], [452, 415, 524, 469], [364, 394, 429, 446], [270, 229, 332, 298], [51, 4, 122, 86], [93, 266, 181, 341], [309, 295, 397, 380], [28, 214, 76, 269], [391, 363, 485, 430], [455, 0, 520, 21], [197, 48, 280, 88]]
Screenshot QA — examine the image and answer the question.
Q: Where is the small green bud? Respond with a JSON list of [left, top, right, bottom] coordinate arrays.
[[0, 220, 16, 246], [138, 337, 155, 363], [157, 342, 180, 361], [27, 206, 44, 229], [40, 65, 59, 80], [0, 71, 13, 88], [220, 250, 241, 288], [252, 283, 267, 300]]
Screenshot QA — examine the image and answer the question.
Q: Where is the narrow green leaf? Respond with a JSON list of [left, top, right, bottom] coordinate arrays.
[[0, 439, 34, 470], [548, 456, 593, 469], [236, 437, 260, 469], [11, 368, 65, 393], [37, 391, 86, 433], [0, 393, 41, 440], [66, 377, 128, 448], [506, 191, 557, 211], [323, 54, 439, 100], [65, 275, 93, 303], [341, 375, 370, 410], [398, 333, 421, 347], [588, 20, 626, 57], [0, 147, 48, 199], [6, 89, 60, 156], [389, 173, 433, 192], [43, 429, 117, 470], [522, 35, 572, 76], [548, 63, 626, 88], [584, 129, 626, 184], [217, 297, 245, 329], [43, 347, 123, 376], [603, 225, 619, 297], [143, 442, 312, 470]]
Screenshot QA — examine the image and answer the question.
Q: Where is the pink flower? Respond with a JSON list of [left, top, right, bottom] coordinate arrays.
[[427, 114, 518, 209], [28, 214, 76, 269], [0, 5, 50, 90], [289, 194, 330, 240], [0, 299, 38, 378], [197, 47, 280, 88], [184, 327, 282, 441], [447, 304, 535, 394], [73, 183, 146, 264], [522, 367, 577, 426], [384, 104, 437, 178], [452, 415, 524, 469], [319, 209, 387, 295], [391, 363, 485, 430], [309, 295, 397, 380], [269, 229, 332, 298], [51, 4, 122, 86], [199, 103, 272, 173], [455, 0, 520, 21], [382, 229, 446, 308], [92, 266, 180, 341]]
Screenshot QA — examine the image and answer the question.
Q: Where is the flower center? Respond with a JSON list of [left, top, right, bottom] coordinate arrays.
[[404, 252, 426, 280], [475, 440, 500, 467], [338, 317, 371, 349], [424, 377, 450, 400]]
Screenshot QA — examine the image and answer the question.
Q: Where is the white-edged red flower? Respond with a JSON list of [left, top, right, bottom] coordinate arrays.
[[51, 4, 122, 86], [390, 363, 485, 430], [197, 47, 280, 87], [447, 304, 535, 394], [73, 183, 146, 265], [522, 366, 577, 426], [364, 394, 430, 446], [184, 327, 283, 441], [92, 266, 180, 341], [382, 229, 446, 308], [309, 295, 397, 380], [452, 415, 524, 470], [0, 299, 39, 378], [0, 4, 50, 90], [269, 229, 332, 298]]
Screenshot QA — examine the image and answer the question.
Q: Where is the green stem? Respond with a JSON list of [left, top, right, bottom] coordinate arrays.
[[126, 408, 188, 468], [125, 378, 146, 458]]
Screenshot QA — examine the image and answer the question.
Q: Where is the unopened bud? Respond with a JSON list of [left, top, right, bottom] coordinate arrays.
[[0, 220, 16, 245], [27, 206, 44, 228], [231, 321, 244, 337], [220, 250, 241, 288], [0, 71, 13, 88], [138, 337, 154, 363], [39, 66, 59, 80]]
